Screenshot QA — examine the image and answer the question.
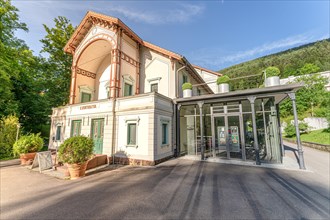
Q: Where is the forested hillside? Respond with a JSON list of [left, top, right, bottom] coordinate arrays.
[[219, 39, 330, 90]]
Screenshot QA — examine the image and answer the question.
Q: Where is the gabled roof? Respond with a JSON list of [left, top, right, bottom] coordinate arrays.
[[64, 11, 143, 54], [64, 11, 215, 93], [192, 64, 222, 77]]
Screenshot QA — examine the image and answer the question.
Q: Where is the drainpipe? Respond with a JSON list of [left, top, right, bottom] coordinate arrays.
[[176, 65, 186, 98], [111, 29, 122, 164]]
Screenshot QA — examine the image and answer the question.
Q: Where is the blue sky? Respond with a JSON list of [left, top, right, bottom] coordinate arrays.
[[12, 0, 330, 71]]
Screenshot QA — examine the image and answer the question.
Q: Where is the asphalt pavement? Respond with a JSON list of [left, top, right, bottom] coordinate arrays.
[[1, 145, 329, 220]]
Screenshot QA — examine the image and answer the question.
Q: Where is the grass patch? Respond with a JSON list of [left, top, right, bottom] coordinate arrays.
[[285, 129, 330, 145]]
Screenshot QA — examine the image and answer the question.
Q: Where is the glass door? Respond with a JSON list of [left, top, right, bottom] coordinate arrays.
[[212, 114, 245, 160], [227, 115, 245, 160], [212, 116, 227, 158]]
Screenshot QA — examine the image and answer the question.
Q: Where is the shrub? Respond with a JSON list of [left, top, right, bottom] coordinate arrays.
[[0, 115, 20, 159], [284, 122, 310, 137], [284, 124, 296, 137], [216, 75, 230, 85], [13, 133, 43, 156], [182, 82, 192, 90], [265, 66, 280, 77], [58, 136, 94, 164]]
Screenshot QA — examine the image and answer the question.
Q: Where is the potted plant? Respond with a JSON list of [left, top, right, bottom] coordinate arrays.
[[13, 133, 43, 165], [216, 75, 230, 93], [58, 136, 94, 180], [182, 82, 193, 98], [265, 66, 280, 87]]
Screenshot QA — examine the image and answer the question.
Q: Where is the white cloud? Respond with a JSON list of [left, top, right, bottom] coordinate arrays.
[[105, 4, 205, 24], [190, 33, 326, 70]]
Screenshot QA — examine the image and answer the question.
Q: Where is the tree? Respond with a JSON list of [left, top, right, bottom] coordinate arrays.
[[0, 0, 27, 45], [0, 115, 20, 159], [0, 0, 28, 117], [40, 16, 75, 108], [280, 73, 328, 118], [298, 63, 320, 75]]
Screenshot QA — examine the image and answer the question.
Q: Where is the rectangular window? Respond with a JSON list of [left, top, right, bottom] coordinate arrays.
[[124, 83, 133, 97], [127, 123, 137, 145], [150, 83, 158, 92], [197, 88, 201, 96], [183, 75, 188, 83], [162, 123, 168, 145], [71, 120, 82, 137], [55, 126, 61, 141], [81, 92, 91, 103]]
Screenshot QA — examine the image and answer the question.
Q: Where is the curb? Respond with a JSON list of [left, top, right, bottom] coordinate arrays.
[[0, 159, 20, 168], [283, 138, 330, 152]]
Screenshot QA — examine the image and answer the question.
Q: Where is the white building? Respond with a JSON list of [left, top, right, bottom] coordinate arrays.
[[280, 71, 330, 91], [49, 11, 306, 168], [49, 11, 219, 165]]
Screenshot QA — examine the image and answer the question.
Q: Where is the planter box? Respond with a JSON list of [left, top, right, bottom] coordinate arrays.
[[265, 76, 280, 87], [183, 89, 192, 98], [218, 83, 230, 93]]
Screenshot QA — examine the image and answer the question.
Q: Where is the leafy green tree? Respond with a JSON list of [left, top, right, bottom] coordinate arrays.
[[0, 0, 28, 117], [40, 16, 75, 108], [280, 74, 328, 118], [298, 63, 320, 75]]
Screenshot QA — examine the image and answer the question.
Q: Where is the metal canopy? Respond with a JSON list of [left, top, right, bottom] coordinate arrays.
[[174, 83, 304, 105]]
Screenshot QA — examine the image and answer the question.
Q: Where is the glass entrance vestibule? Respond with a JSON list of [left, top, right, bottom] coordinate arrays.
[[179, 98, 281, 163], [176, 84, 306, 168]]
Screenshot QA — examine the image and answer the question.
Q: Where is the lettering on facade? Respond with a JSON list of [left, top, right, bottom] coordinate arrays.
[[80, 105, 97, 110]]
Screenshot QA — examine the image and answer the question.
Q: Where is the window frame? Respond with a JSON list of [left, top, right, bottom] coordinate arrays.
[[81, 92, 91, 103], [122, 74, 135, 97], [125, 117, 140, 148], [127, 123, 137, 146], [160, 118, 170, 147], [183, 74, 188, 84], [55, 125, 61, 141], [150, 83, 158, 92], [71, 120, 82, 137]]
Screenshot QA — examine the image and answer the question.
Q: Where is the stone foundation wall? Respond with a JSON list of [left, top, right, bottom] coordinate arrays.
[[111, 155, 173, 166]]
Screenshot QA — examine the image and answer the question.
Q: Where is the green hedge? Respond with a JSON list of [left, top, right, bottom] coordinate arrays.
[[216, 75, 230, 85], [182, 82, 192, 90]]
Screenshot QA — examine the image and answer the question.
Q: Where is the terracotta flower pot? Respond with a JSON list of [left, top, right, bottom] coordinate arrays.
[[20, 152, 36, 165], [67, 162, 88, 180]]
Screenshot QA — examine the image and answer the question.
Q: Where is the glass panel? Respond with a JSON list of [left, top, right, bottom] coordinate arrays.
[[71, 120, 81, 137], [127, 123, 136, 145], [151, 83, 158, 92], [124, 83, 133, 96], [215, 116, 226, 158], [243, 114, 254, 160], [203, 104, 212, 157], [162, 123, 168, 144], [227, 102, 240, 113], [241, 100, 252, 113], [256, 112, 266, 159], [55, 126, 61, 141], [100, 120, 104, 139], [228, 116, 242, 159], [183, 75, 188, 83], [179, 105, 199, 156], [81, 92, 91, 103]]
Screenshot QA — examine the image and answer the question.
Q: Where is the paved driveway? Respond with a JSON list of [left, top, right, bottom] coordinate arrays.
[[1, 156, 329, 220]]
